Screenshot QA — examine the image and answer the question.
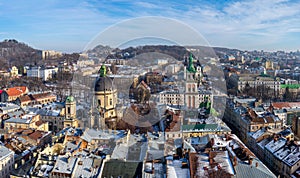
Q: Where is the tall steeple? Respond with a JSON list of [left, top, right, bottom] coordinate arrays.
[[187, 53, 196, 73]]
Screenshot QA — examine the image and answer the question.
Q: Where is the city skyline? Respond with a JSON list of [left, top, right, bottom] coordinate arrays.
[[0, 0, 300, 52]]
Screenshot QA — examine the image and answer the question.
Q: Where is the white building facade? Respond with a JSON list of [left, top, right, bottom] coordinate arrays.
[[0, 146, 14, 178]]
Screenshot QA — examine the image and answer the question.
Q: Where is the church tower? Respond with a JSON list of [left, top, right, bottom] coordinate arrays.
[[94, 64, 118, 129], [64, 95, 78, 128], [65, 96, 76, 119], [185, 53, 199, 109]]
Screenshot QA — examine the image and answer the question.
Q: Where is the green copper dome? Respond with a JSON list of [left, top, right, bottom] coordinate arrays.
[[187, 53, 196, 73], [66, 96, 75, 103], [99, 64, 107, 77]]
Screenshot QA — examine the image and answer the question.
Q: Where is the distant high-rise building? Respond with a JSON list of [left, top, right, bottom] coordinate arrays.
[[42, 50, 62, 60]]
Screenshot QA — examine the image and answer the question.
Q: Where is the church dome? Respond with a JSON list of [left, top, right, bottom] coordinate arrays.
[[94, 76, 114, 92], [66, 95, 75, 103]]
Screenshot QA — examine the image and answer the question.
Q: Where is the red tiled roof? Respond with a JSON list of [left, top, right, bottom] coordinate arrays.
[[32, 92, 56, 101], [28, 131, 44, 140], [272, 102, 300, 109], [6, 86, 28, 97], [19, 95, 32, 102], [19, 92, 56, 103]]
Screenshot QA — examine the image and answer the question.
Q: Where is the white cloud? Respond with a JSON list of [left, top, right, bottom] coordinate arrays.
[[1, 0, 299, 51], [165, 0, 300, 50]]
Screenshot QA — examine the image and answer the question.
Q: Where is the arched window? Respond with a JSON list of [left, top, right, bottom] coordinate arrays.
[[192, 96, 196, 108]]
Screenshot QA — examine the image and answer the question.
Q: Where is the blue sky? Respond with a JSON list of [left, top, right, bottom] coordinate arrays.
[[0, 0, 299, 52]]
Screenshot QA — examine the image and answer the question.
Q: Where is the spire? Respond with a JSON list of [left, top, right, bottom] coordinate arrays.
[[99, 64, 106, 77], [187, 53, 196, 73]]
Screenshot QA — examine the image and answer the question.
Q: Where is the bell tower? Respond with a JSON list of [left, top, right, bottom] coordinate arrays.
[[65, 96, 76, 119], [94, 64, 118, 129]]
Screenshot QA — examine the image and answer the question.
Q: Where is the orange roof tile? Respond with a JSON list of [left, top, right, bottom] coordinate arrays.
[[6, 86, 28, 97]]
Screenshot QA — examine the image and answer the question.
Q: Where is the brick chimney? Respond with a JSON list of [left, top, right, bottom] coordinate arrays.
[[255, 162, 259, 167], [209, 158, 213, 165], [249, 157, 253, 165], [226, 134, 230, 141], [233, 156, 238, 166], [211, 138, 215, 146]]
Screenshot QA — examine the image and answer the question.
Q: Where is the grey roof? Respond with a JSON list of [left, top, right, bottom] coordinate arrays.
[[111, 134, 147, 161], [235, 158, 276, 178], [283, 147, 300, 167], [0, 102, 20, 113], [274, 145, 297, 161], [101, 160, 143, 178], [234, 98, 256, 105], [249, 128, 267, 140], [0, 145, 14, 158], [72, 157, 101, 178], [5, 117, 32, 124], [194, 151, 235, 177], [7, 110, 24, 118], [36, 108, 61, 117], [258, 137, 273, 150], [167, 159, 190, 178], [26, 102, 64, 116], [278, 128, 293, 137], [265, 138, 286, 153], [273, 109, 286, 114], [52, 155, 77, 174], [64, 142, 80, 153], [81, 129, 119, 142]]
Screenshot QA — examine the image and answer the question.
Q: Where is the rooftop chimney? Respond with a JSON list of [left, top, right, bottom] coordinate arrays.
[[233, 156, 238, 166], [209, 158, 213, 165], [249, 157, 253, 165]]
